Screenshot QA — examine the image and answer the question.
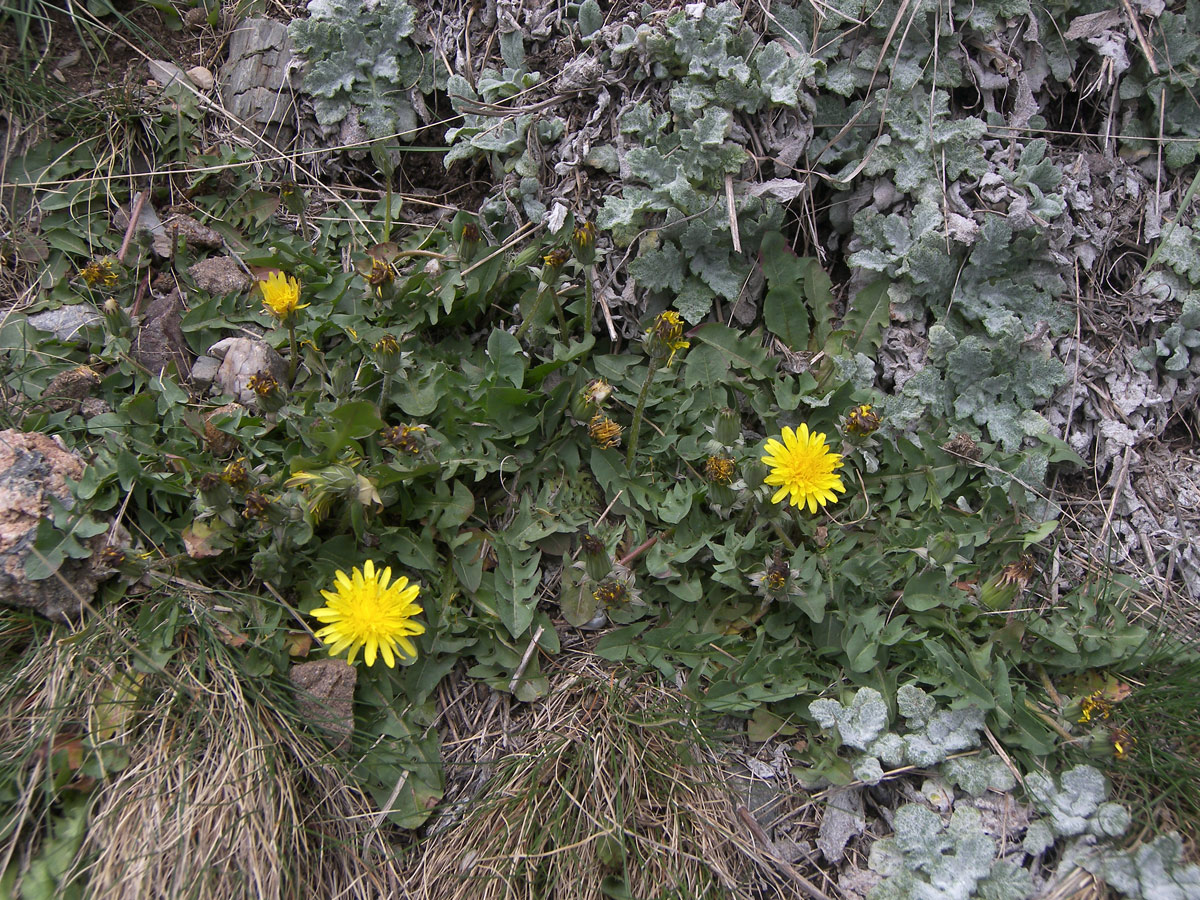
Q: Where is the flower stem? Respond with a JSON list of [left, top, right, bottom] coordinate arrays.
[[287, 321, 298, 383], [515, 285, 553, 340], [582, 268, 594, 337], [625, 357, 659, 469], [380, 372, 393, 411]]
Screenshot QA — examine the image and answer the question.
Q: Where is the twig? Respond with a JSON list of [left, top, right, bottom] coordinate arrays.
[[617, 534, 659, 567], [1098, 444, 1133, 550], [508, 624, 545, 693], [736, 806, 839, 900], [369, 770, 410, 831], [725, 174, 741, 253], [118, 190, 149, 264]]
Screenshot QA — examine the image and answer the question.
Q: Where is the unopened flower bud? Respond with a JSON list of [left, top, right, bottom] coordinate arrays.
[[580, 533, 611, 582], [715, 408, 740, 446]]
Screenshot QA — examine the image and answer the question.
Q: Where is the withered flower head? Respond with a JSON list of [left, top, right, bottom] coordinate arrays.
[[764, 564, 789, 592], [80, 257, 120, 288], [588, 414, 623, 449], [247, 373, 279, 397], [705, 455, 736, 484], [99, 546, 127, 567], [845, 404, 881, 437], [1079, 690, 1113, 724], [1110, 726, 1135, 759], [942, 432, 981, 461], [382, 424, 426, 454], [593, 579, 629, 606], [197, 471, 224, 493], [221, 457, 249, 487], [543, 247, 572, 269], [580, 533, 605, 555], [242, 490, 272, 520], [367, 257, 394, 287], [997, 555, 1035, 592]]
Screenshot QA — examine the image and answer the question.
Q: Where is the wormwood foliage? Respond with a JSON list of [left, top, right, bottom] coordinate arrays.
[[288, 0, 442, 142], [808, 688, 1200, 900]]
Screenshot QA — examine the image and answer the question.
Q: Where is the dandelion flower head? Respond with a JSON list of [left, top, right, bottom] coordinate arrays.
[[259, 271, 308, 321], [761, 424, 846, 513], [311, 560, 425, 667]]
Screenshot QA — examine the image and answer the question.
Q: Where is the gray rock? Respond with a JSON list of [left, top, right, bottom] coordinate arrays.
[[208, 336, 287, 408], [290, 659, 357, 747], [190, 356, 221, 388], [0, 430, 107, 622], [133, 290, 192, 377], [221, 18, 297, 134], [27, 306, 102, 343]]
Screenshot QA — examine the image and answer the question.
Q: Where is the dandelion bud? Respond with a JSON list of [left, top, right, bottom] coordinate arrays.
[[715, 408, 740, 446], [458, 221, 481, 261], [580, 533, 611, 582], [372, 334, 403, 375], [571, 220, 597, 266], [572, 378, 613, 419], [644, 310, 689, 366]]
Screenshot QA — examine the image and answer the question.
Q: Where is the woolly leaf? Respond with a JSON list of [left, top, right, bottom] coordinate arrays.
[[810, 688, 889, 751], [943, 754, 1016, 797], [897, 684, 937, 726]]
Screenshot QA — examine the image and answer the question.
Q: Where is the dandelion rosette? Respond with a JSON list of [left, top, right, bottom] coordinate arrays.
[[761, 424, 846, 513], [259, 271, 308, 321], [310, 560, 425, 667]]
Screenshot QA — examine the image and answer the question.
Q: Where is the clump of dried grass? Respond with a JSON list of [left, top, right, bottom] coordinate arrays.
[[411, 656, 787, 900], [0, 597, 409, 900]]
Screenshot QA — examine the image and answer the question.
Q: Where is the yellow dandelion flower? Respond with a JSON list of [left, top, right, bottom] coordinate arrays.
[[310, 560, 425, 667], [761, 424, 846, 513], [258, 271, 308, 321]]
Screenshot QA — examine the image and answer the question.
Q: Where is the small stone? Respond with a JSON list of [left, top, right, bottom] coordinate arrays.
[[189, 256, 252, 294], [186, 66, 214, 91], [190, 356, 220, 389], [133, 290, 192, 377], [147, 59, 188, 89], [184, 6, 209, 28], [0, 430, 108, 622], [202, 403, 245, 457], [163, 212, 223, 250], [207, 337, 287, 408], [290, 659, 357, 747], [41, 366, 101, 412], [79, 398, 112, 419]]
